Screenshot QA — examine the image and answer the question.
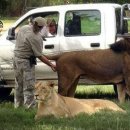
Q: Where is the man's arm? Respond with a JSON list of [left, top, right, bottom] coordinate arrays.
[[38, 55, 56, 72]]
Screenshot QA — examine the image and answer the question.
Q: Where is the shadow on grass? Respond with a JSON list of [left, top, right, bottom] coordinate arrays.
[[0, 93, 118, 104], [75, 91, 117, 100], [1, 92, 130, 103], [0, 95, 14, 103], [75, 93, 130, 103]]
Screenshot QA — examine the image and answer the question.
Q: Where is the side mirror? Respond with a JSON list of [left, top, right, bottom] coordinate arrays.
[[6, 27, 15, 40], [128, 4, 130, 10], [0, 20, 3, 28], [0, 21, 3, 35]]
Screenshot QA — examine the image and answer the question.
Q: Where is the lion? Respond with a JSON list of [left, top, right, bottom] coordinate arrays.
[[46, 38, 130, 103], [34, 81, 125, 120]]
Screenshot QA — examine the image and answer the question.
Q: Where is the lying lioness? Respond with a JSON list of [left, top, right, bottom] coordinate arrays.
[[34, 81, 126, 120]]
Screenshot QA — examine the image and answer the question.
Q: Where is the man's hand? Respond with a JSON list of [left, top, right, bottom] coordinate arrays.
[[38, 55, 57, 72], [50, 64, 56, 72]]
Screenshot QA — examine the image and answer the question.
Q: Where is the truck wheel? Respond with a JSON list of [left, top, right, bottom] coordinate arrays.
[[0, 87, 12, 101]]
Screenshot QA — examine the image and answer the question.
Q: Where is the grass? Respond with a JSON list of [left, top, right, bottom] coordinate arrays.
[[0, 18, 130, 130], [0, 103, 129, 130], [75, 85, 116, 99], [0, 85, 130, 130]]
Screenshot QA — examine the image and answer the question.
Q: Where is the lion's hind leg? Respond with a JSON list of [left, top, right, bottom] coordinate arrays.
[[58, 72, 80, 97], [117, 83, 126, 103], [67, 76, 80, 97], [124, 77, 130, 98]]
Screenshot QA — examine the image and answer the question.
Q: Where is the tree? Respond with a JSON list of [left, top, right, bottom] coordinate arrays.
[[0, 0, 129, 17], [0, 0, 8, 17]]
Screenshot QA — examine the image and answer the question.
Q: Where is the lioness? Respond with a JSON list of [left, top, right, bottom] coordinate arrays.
[[34, 81, 125, 120], [46, 38, 130, 103]]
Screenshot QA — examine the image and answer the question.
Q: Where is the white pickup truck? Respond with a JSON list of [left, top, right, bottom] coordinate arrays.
[[0, 3, 130, 98]]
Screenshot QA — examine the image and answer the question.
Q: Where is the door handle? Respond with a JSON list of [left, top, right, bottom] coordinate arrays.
[[91, 43, 100, 47], [45, 45, 54, 49]]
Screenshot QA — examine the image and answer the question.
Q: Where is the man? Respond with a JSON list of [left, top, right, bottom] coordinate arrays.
[[41, 18, 57, 37], [13, 17, 56, 108], [47, 18, 57, 36]]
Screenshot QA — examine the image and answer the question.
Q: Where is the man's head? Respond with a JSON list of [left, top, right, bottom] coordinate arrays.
[[33, 17, 46, 33]]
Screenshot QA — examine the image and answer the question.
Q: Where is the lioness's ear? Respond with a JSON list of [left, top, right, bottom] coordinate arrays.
[[47, 81, 55, 88]]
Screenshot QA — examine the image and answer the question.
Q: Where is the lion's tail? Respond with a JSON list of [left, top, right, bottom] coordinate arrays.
[[45, 54, 61, 61]]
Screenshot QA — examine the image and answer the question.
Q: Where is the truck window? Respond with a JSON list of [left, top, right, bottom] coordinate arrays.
[[115, 8, 121, 34], [15, 12, 59, 37], [64, 10, 101, 36], [116, 8, 129, 34], [124, 10, 130, 33]]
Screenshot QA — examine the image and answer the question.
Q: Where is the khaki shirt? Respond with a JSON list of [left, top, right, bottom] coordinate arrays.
[[14, 25, 43, 58]]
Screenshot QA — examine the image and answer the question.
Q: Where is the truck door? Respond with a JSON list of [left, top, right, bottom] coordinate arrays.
[[60, 9, 105, 52]]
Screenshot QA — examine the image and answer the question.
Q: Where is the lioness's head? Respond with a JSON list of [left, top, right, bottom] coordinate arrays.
[[34, 81, 55, 101]]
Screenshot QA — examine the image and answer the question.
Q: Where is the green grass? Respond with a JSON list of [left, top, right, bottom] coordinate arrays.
[[75, 85, 119, 104], [0, 100, 130, 130], [0, 85, 130, 130], [77, 85, 114, 93], [81, 19, 100, 34]]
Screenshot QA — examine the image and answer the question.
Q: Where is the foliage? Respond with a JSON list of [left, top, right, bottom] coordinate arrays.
[[0, 0, 130, 17]]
